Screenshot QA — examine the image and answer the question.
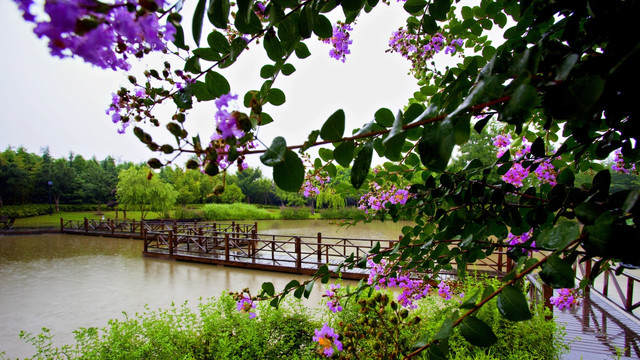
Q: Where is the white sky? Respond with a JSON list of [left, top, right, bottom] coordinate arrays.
[[0, 1, 461, 175]]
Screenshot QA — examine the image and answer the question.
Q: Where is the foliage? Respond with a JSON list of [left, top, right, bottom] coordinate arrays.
[[11, 280, 565, 360], [319, 207, 366, 220], [116, 167, 178, 219], [280, 206, 311, 220], [15, 294, 319, 360], [202, 203, 277, 220], [218, 183, 246, 203], [171, 207, 206, 220], [11, 0, 640, 356]]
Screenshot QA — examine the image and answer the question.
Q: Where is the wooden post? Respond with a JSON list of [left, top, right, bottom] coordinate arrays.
[[271, 236, 275, 261], [252, 230, 257, 257], [603, 270, 610, 297], [626, 277, 634, 311], [131, 219, 135, 233], [225, 233, 230, 262], [84, 217, 88, 232], [60, 218, 64, 232], [111, 219, 115, 234], [168, 230, 174, 258], [584, 259, 592, 298], [497, 246, 503, 273], [295, 236, 302, 271], [140, 219, 144, 237], [317, 233, 323, 264], [543, 283, 553, 319], [143, 228, 148, 253], [254, 221, 258, 234]]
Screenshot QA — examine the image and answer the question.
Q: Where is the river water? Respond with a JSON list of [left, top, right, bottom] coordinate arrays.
[[0, 220, 409, 359]]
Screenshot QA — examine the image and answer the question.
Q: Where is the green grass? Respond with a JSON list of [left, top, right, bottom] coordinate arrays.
[[12, 211, 161, 228]]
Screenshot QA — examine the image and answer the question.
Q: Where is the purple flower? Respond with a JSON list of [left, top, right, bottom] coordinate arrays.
[[438, 281, 452, 300], [534, 159, 557, 186], [323, 22, 353, 62], [550, 288, 581, 310], [211, 93, 245, 140], [313, 324, 343, 357], [611, 149, 636, 174], [501, 163, 530, 188], [237, 297, 257, 319], [325, 284, 343, 313], [506, 229, 536, 254]]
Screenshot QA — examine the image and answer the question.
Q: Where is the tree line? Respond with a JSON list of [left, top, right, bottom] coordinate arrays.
[[0, 146, 365, 211]]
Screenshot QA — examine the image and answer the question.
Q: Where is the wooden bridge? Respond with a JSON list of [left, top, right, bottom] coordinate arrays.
[[59, 218, 640, 359]]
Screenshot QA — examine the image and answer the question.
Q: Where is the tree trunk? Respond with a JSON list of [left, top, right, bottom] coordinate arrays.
[[55, 197, 60, 212]]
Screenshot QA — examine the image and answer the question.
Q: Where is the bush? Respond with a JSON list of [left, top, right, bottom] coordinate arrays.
[[319, 207, 366, 220], [172, 207, 205, 220], [202, 203, 277, 221], [279, 207, 311, 220]]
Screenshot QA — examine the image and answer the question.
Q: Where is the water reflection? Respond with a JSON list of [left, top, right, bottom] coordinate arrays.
[[1, 220, 393, 359]]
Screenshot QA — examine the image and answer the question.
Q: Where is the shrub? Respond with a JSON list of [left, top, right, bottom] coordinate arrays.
[[202, 203, 277, 221], [172, 207, 205, 220], [279, 207, 311, 220], [319, 207, 366, 220]]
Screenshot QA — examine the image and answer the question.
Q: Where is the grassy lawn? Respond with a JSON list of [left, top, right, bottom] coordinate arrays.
[[13, 211, 162, 228]]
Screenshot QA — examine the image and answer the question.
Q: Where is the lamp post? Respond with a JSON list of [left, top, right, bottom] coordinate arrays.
[[47, 180, 53, 215]]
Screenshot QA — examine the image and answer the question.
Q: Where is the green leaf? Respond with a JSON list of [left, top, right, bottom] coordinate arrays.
[[193, 47, 221, 61], [298, 4, 315, 39], [497, 285, 532, 321], [262, 282, 275, 296], [295, 42, 311, 58], [264, 31, 284, 62], [304, 280, 314, 298], [192, 0, 207, 46], [207, 31, 230, 54], [434, 317, 454, 340], [383, 111, 406, 161], [334, 140, 355, 167], [284, 279, 300, 292], [404, 0, 427, 15], [320, 109, 345, 142], [208, 0, 230, 29], [205, 71, 230, 98], [318, 148, 334, 162], [313, 15, 333, 38], [273, 150, 304, 191], [374, 108, 395, 127], [260, 64, 276, 79], [500, 82, 539, 125], [460, 316, 497, 347], [282, 63, 296, 75], [351, 141, 373, 189], [267, 88, 286, 106], [537, 221, 580, 250], [260, 136, 287, 166], [540, 254, 575, 289], [429, 0, 450, 21], [191, 81, 215, 101], [184, 56, 201, 74], [418, 119, 454, 172]]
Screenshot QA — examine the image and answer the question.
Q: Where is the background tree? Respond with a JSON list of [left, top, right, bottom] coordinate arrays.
[[116, 166, 178, 219]]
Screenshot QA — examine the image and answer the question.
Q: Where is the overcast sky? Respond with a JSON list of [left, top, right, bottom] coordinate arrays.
[[0, 1, 460, 175]]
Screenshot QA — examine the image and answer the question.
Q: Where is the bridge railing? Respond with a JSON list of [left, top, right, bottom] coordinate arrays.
[[576, 257, 640, 318]]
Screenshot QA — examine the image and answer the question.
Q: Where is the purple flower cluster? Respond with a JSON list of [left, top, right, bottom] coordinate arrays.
[[502, 163, 530, 188], [550, 288, 581, 310], [437, 281, 453, 300], [211, 93, 245, 141], [366, 258, 431, 309], [236, 296, 257, 319], [325, 284, 343, 313], [493, 134, 512, 158], [611, 149, 636, 174], [534, 159, 557, 186], [14, 0, 175, 71], [313, 323, 343, 357], [357, 184, 410, 214], [322, 22, 353, 62], [302, 174, 330, 198], [505, 229, 536, 254], [388, 30, 462, 67]]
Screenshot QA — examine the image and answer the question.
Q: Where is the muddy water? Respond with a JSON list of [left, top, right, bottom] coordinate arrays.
[[0, 220, 409, 358]]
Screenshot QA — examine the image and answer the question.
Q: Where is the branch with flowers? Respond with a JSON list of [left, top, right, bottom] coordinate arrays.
[[12, 0, 640, 357]]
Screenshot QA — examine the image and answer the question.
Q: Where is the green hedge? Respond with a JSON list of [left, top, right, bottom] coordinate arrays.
[[0, 204, 101, 218], [202, 203, 277, 221], [279, 207, 311, 220], [319, 207, 366, 219]]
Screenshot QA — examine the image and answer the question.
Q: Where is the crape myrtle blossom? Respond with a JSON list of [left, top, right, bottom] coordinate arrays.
[[493, 133, 512, 158], [208, 93, 255, 171], [322, 22, 353, 62], [501, 163, 530, 188], [358, 184, 410, 214], [550, 288, 581, 310], [366, 258, 431, 309], [325, 284, 343, 313], [505, 229, 536, 254], [236, 296, 257, 319], [534, 159, 557, 186], [388, 30, 463, 73], [302, 174, 330, 198], [611, 149, 636, 174], [13, 0, 176, 71], [313, 323, 343, 357]]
